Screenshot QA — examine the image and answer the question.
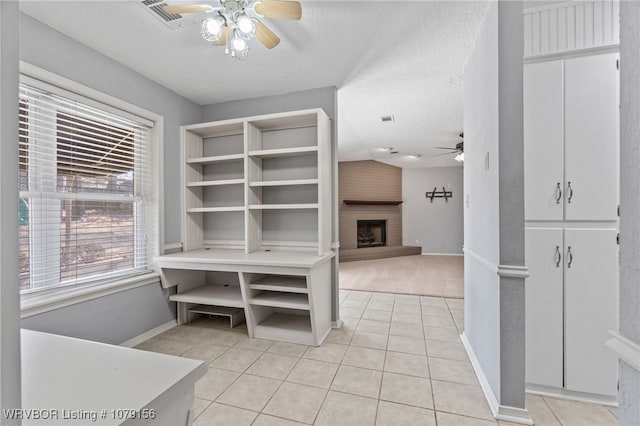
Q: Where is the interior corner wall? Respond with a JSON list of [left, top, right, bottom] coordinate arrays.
[[618, 2, 640, 423], [402, 166, 463, 254], [463, 0, 501, 402], [17, 13, 202, 344]]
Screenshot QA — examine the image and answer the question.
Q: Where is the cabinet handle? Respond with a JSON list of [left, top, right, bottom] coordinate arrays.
[[555, 246, 561, 267], [567, 182, 573, 204], [555, 183, 562, 204], [567, 246, 573, 268]]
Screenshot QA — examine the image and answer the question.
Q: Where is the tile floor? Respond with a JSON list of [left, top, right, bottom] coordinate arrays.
[[136, 290, 618, 426]]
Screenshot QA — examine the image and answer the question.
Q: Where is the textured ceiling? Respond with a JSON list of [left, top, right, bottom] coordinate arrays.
[[19, 0, 489, 168]]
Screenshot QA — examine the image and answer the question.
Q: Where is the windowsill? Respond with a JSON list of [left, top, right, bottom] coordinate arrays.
[[20, 271, 160, 318]]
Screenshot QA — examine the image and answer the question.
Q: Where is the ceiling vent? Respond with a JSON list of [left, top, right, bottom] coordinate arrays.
[[138, 0, 196, 30], [380, 115, 395, 123]]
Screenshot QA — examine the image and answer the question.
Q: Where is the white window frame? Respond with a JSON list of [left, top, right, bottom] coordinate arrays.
[[19, 62, 165, 318]]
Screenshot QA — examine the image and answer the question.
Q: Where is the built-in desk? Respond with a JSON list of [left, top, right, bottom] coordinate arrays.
[[21, 329, 206, 425], [154, 249, 335, 346]]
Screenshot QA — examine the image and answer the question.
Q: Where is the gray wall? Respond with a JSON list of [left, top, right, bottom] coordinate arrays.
[[18, 14, 202, 344], [402, 166, 463, 254], [464, 0, 527, 415], [202, 87, 336, 121], [1, 1, 22, 417], [618, 2, 640, 423]]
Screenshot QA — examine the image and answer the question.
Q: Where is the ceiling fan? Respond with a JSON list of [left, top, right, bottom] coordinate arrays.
[[432, 132, 464, 162], [163, 0, 301, 59]]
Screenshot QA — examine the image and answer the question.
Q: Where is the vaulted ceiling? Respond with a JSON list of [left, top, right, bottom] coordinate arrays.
[[19, 1, 489, 168]]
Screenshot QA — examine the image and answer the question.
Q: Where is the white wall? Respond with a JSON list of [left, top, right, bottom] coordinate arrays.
[[402, 166, 463, 254], [463, 0, 528, 420]]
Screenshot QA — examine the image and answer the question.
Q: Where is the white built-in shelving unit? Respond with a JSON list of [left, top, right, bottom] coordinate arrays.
[[155, 109, 334, 346]]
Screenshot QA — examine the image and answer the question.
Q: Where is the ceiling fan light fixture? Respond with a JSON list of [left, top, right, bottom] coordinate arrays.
[[201, 15, 226, 41], [227, 29, 250, 59], [235, 13, 256, 38]]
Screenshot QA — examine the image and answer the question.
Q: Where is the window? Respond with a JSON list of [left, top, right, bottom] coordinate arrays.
[[18, 78, 156, 295]]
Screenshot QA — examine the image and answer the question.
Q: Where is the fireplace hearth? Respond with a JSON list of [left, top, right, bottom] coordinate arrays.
[[357, 220, 387, 248]]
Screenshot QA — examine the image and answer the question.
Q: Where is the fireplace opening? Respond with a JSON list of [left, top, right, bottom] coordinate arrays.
[[357, 220, 387, 248]]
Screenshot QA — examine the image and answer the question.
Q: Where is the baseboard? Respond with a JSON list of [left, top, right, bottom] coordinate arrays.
[[120, 320, 177, 348], [421, 252, 464, 256], [460, 332, 534, 425], [332, 319, 344, 328], [526, 384, 618, 407]]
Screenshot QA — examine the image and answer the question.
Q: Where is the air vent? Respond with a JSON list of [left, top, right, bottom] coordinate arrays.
[[138, 0, 195, 29], [380, 115, 395, 123]]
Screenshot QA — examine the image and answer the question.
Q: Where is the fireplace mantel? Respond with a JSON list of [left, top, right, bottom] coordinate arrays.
[[343, 200, 403, 206]]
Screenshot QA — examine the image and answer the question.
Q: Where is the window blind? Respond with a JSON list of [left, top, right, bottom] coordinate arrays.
[[18, 82, 151, 293]]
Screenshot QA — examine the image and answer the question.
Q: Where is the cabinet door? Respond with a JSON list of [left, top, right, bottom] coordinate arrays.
[[524, 61, 564, 221], [565, 53, 619, 221], [525, 227, 564, 388], [564, 228, 618, 396]]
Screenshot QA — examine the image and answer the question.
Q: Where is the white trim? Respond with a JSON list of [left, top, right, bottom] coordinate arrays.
[[524, 45, 620, 64], [606, 330, 640, 372], [463, 246, 499, 272], [526, 383, 618, 406], [461, 332, 534, 425], [119, 320, 177, 348], [164, 242, 183, 253], [462, 247, 528, 279], [21, 272, 160, 318], [332, 319, 344, 328], [19, 62, 161, 126], [497, 264, 530, 279], [421, 252, 464, 256]]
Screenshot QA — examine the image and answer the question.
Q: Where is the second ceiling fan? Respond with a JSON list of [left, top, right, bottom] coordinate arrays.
[[164, 0, 301, 59]]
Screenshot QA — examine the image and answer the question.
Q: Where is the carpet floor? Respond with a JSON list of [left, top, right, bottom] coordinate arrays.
[[339, 254, 464, 298]]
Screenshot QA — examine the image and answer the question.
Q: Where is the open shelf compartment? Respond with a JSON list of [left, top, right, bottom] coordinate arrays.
[[169, 284, 244, 308], [249, 275, 308, 293]]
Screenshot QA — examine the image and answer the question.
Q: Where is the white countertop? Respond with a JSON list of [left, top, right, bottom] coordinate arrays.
[[155, 248, 335, 269], [21, 329, 206, 425]]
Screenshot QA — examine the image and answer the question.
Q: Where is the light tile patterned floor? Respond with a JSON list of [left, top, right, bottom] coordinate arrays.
[[136, 290, 618, 426]]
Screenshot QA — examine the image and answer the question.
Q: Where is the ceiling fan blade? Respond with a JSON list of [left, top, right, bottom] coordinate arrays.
[[433, 146, 456, 150], [163, 4, 215, 14], [255, 20, 281, 49], [254, 0, 302, 20], [211, 26, 230, 46]]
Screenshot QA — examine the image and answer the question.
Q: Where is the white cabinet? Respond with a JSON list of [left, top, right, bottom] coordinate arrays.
[[524, 52, 619, 402], [156, 109, 336, 347], [524, 61, 564, 221], [525, 228, 564, 388], [564, 55, 619, 221], [182, 109, 332, 255], [524, 53, 619, 222], [564, 228, 618, 396], [525, 227, 618, 397]]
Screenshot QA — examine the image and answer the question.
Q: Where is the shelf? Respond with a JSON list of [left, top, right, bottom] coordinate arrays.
[[250, 179, 318, 187], [248, 146, 318, 158], [187, 206, 245, 213], [187, 179, 245, 187], [170, 284, 244, 308], [249, 204, 318, 210], [249, 276, 308, 293], [343, 200, 404, 206], [252, 313, 313, 346], [188, 305, 243, 316], [250, 292, 309, 310], [187, 154, 244, 164]]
